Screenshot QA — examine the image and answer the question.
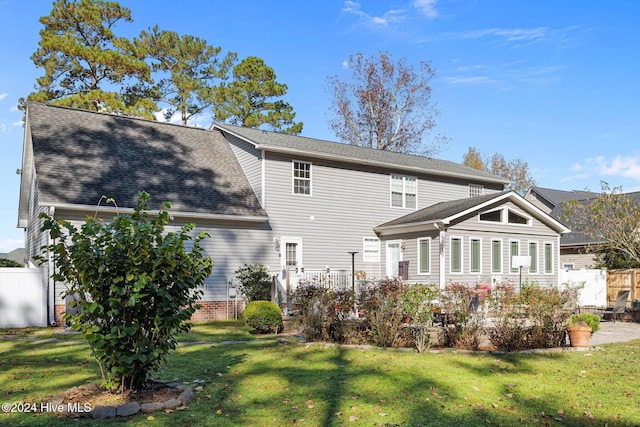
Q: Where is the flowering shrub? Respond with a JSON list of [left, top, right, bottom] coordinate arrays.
[[440, 284, 486, 350], [358, 279, 406, 347]]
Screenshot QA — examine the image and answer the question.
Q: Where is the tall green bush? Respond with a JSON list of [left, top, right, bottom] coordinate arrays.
[[38, 192, 213, 392], [234, 263, 272, 302]]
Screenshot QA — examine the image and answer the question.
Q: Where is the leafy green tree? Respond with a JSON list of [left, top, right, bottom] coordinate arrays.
[[326, 51, 445, 155], [214, 56, 303, 134], [21, 0, 156, 117], [462, 147, 536, 195], [38, 192, 212, 392], [0, 258, 23, 267], [135, 26, 236, 125], [562, 183, 640, 268]]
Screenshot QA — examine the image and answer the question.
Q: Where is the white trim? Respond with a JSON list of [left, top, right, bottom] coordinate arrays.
[[291, 160, 312, 196], [449, 236, 463, 274], [478, 207, 532, 227], [469, 237, 482, 274], [363, 237, 381, 263], [212, 124, 510, 186], [390, 174, 417, 209], [261, 149, 266, 208], [386, 240, 403, 278], [417, 237, 431, 275], [40, 202, 269, 223]]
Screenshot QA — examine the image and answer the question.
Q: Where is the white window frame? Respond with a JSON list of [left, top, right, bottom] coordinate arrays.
[[544, 242, 554, 274], [491, 239, 502, 274], [450, 236, 463, 274], [509, 240, 520, 274], [417, 238, 431, 275], [470, 237, 482, 274], [292, 160, 312, 195], [469, 184, 484, 197], [479, 207, 532, 226], [363, 237, 380, 263], [390, 174, 417, 209], [528, 241, 538, 274]]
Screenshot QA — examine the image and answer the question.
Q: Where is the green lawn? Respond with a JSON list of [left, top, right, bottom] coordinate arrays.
[[1, 323, 638, 426]]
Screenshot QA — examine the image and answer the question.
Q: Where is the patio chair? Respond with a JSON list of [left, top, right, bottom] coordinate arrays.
[[612, 290, 631, 323]]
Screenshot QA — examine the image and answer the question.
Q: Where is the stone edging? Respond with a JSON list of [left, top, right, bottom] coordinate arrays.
[[44, 381, 195, 420]]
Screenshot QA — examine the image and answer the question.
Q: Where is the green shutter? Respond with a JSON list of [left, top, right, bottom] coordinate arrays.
[[510, 241, 519, 273], [545, 243, 553, 273], [529, 242, 538, 273], [492, 240, 501, 273], [471, 239, 480, 273], [419, 239, 430, 273], [451, 238, 461, 273]]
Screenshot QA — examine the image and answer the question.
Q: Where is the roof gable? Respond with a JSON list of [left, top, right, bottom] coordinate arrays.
[[23, 103, 267, 219], [213, 123, 510, 186], [375, 191, 570, 236]]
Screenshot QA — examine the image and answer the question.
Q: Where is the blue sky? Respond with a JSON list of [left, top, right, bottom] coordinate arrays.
[[1, 0, 639, 252]]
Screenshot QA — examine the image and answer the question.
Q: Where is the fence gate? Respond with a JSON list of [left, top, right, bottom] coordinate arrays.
[[606, 269, 639, 307], [0, 267, 47, 328]]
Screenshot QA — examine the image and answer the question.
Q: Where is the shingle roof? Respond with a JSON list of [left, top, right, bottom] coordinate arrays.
[[531, 186, 598, 206], [26, 102, 267, 218], [214, 123, 510, 185], [377, 192, 508, 228]]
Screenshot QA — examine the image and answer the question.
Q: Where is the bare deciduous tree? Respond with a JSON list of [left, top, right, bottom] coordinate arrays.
[[326, 51, 446, 155]]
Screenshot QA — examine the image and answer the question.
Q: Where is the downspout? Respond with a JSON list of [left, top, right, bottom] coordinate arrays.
[[435, 222, 446, 290], [47, 206, 56, 325], [261, 149, 266, 208]]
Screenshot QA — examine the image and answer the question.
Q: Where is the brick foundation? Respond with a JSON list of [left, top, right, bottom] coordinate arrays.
[[54, 304, 66, 326], [54, 300, 244, 325], [191, 300, 244, 321]]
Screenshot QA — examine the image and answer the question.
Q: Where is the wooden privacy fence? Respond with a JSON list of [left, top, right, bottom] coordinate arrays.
[[606, 269, 640, 307]]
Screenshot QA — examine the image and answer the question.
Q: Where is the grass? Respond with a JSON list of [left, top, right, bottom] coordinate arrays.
[[1, 323, 639, 426]]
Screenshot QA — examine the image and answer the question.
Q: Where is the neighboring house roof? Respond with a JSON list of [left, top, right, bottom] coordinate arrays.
[[528, 186, 598, 207], [213, 123, 510, 186], [551, 190, 640, 247], [374, 191, 570, 236], [0, 248, 26, 264], [19, 103, 267, 224]]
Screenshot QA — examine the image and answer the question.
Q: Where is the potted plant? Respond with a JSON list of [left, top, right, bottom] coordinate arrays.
[[566, 313, 601, 347]]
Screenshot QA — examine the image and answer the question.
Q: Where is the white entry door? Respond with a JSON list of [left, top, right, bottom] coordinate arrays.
[[280, 237, 303, 288], [386, 241, 402, 278]]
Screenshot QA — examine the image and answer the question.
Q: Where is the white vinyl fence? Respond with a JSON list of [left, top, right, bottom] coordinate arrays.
[[559, 268, 607, 307], [0, 267, 47, 328]]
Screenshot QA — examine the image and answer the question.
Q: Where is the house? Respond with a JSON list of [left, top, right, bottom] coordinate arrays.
[[19, 102, 569, 324], [524, 186, 600, 270]]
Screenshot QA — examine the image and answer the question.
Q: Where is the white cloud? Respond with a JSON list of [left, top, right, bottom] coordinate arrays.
[[341, 60, 350, 69], [343, 1, 406, 27], [592, 155, 640, 180], [413, 0, 438, 19], [441, 75, 496, 86], [459, 27, 549, 42], [0, 238, 23, 253], [0, 93, 8, 101]]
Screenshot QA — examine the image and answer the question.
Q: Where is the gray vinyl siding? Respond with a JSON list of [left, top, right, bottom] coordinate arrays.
[[392, 201, 562, 287], [559, 251, 597, 270], [49, 211, 275, 305], [226, 134, 263, 203], [262, 153, 492, 279], [26, 166, 48, 262]]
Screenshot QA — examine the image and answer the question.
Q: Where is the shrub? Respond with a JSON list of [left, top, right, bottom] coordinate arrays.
[[235, 263, 272, 302], [358, 279, 406, 347], [0, 258, 23, 267], [523, 284, 573, 348], [292, 284, 358, 343], [243, 300, 283, 333], [37, 192, 212, 392], [440, 283, 486, 350], [401, 283, 439, 353], [569, 313, 601, 334], [488, 283, 530, 351]]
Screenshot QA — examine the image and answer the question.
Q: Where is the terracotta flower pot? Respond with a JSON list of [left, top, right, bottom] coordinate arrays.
[[567, 325, 592, 347]]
